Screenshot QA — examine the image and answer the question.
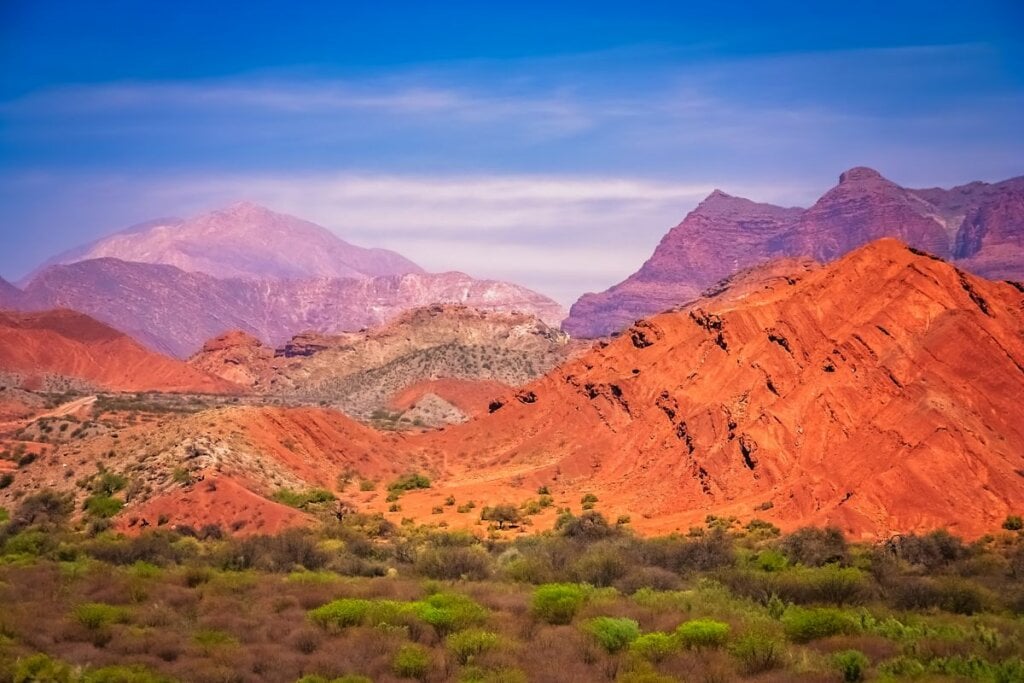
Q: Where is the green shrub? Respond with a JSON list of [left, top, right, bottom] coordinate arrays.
[[393, 643, 431, 679], [73, 602, 129, 629], [782, 606, 858, 642], [531, 583, 591, 624], [1003, 515, 1023, 531], [13, 653, 74, 683], [630, 632, 678, 662], [731, 631, 785, 674], [193, 628, 238, 654], [308, 598, 374, 629], [877, 656, 926, 678], [754, 549, 788, 572], [84, 494, 124, 518], [676, 619, 730, 648], [272, 487, 335, 509], [833, 649, 870, 682], [446, 629, 500, 664], [583, 616, 640, 653], [410, 592, 488, 635], [388, 473, 431, 493], [82, 664, 174, 682]]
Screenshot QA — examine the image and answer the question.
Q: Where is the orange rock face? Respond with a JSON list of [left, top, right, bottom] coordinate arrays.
[[402, 239, 1024, 539], [0, 309, 240, 393]]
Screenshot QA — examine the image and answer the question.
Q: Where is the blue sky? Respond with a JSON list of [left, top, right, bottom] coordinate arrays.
[[1, 1, 1023, 304]]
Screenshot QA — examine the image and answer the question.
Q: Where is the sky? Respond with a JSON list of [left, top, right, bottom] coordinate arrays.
[[1, 2, 1023, 305]]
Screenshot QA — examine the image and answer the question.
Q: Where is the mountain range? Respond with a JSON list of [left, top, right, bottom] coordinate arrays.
[[5, 204, 564, 357], [5, 239, 1021, 538], [564, 167, 1024, 337]]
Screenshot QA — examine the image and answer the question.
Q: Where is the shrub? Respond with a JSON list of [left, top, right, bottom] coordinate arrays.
[[781, 606, 858, 642], [309, 598, 374, 629], [446, 629, 500, 664], [731, 631, 785, 674], [393, 643, 431, 679], [676, 619, 730, 648], [271, 487, 335, 509], [833, 649, 870, 682], [410, 592, 488, 635], [84, 494, 124, 518], [630, 632, 678, 662], [193, 628, 238, 653], [388, 473, 431, 493], [780, 526, 848, 566], [0, 472, 13, 489], [82, 664, 173, 682], [583, 616, 640, 653], [73, 602, 129, 629], [754, 549, 788, 572], [13, 653, 74, 683], [1004, 515, 1024, 531], [531, 583, 591, 624], [893, 529, 967, 570], [556, 510, 617, 541], [416, 544, 492, 580]]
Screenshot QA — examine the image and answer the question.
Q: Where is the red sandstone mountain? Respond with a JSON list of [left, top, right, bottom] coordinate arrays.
[[20, 258, 566, 358], [564, 167, 1024, 337], [0, 309, 238, 393], [11, 240, 1022, 538], [34, 202, 424, 281], [407, 239, 1024, 538]]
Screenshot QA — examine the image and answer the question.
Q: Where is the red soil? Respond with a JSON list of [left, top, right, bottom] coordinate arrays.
[[117, 474, 311, 536], [389, 378, 511, 416], [0, 309, 239, 394]]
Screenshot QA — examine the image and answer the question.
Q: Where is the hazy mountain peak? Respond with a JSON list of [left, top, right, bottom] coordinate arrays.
[[35, 203, 425, 281]]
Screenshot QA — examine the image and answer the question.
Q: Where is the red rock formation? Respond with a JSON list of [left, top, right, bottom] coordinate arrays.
[[565, 168, 1024, 337], [8, 240, 1023, 539], [34, 201, 423, 280], [0, 309, 239, 393], [21, 259, 566, 357], [408, 239, 1024, 539]]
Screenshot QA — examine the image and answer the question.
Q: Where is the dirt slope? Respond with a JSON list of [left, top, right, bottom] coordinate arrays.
[[0, 309, 239, 393]]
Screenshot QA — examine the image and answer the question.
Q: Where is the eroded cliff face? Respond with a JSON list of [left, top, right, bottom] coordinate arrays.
[[419, 239, 1024, 539], [564, 167, 1024, 338], [21, 259, 566, 358]]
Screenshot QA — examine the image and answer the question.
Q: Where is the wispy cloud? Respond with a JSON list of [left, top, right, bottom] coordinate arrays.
[[1, 42, 1022, 303]]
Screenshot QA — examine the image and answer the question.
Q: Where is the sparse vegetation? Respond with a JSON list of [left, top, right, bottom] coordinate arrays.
[[0, 499, 1022, 682]]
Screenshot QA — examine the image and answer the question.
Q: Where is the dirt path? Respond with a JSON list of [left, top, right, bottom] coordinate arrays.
[[33, 395, 97, 421]]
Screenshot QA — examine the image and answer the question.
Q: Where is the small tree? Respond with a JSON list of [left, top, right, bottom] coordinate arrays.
[[481, 504, 522, 529]]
